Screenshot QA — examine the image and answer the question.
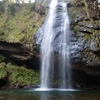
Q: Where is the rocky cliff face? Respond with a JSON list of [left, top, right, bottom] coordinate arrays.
[[68, 0, 100, 77], [34, 0, 100, 88], [0, 3, 43, 88], [0, 0, 100, 88]]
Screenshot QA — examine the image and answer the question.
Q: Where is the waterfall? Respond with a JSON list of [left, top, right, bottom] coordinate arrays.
[[61, 3, 71, 88], [38, 0, 72, 89], [40, 0, 58, 89]]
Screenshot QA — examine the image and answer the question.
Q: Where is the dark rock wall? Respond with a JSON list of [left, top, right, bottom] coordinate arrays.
[[0, 0, 100, 88], [34, 0, 100, 88], [69, 0, 100, 75], [86, 0, 100, 19]]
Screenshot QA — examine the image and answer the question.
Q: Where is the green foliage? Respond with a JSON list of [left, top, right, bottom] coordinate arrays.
[[68, 7, 77, 19], [0, 62, 6, 67], [0, 55, 6, 63], [6, 63, 40, 85], [0, 70, 7, 79], [0, 1, 43, 86], [0, 62, 39, 86], [0, 2, 4, 12], [0, 63, 7, 79], [0, 2, 45, 43], [8, 4, 16, 16]]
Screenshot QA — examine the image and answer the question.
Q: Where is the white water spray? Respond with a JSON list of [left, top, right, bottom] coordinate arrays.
[[40, 0, 58, 89], [40, 0, 71, 90], [61, 2, 71, 88]]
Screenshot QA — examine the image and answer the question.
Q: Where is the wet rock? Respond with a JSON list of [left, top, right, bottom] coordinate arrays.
[[79, 22, 94, 29], [68, 0, 100, 83], [74, 17, 83, 24], [23, 84, 40, 88], [67, 2, 72, 8], [77, 32, 86, 37], [79, 27, 92, 34], [98, 34, 100, 40], [0, 41, 33, 60], [23, 85, 32, 88], [87, 25, 94, 28], [32, 84, 40, 88], [84, 17, 90, 21], [33, 0, 100, 89], [75, 1, 84, 7], [86, 0, 100, 19], [70, 37, 77, 42], [0, 41, 40, 69], [35, 2, 69, 54], [90, 42, 96, 51], [2, 84, 22, 89], [93, 50, 100, 56], [93, 25, 100, 30]]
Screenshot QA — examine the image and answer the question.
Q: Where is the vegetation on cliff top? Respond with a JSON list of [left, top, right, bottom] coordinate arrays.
[[0, 1, 45, 43]]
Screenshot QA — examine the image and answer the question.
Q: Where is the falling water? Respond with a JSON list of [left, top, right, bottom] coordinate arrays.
[[40, 0, 58, 89], [61, 3, 71, 88], [39, 0, 71, 89]]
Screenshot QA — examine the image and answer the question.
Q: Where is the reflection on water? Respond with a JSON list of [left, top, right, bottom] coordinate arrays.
[[40, 92, 67, 100], [0, 89, 100, 100], [40, 92, 48, 100]]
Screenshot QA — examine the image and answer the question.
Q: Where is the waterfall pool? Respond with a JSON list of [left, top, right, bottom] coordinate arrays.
[[0, 89, 100, 100]]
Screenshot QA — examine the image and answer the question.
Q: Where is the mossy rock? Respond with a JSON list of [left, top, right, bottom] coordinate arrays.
[[0, 2, 45, 43], [0, 62, 40, 87], [0, 70, 7, 79], [0, 63, 7, 79], [0, 54, 6, 63], [6, 63, 40, 85]]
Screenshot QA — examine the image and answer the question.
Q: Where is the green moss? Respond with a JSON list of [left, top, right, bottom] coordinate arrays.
[[64, 0, 76, 4], [0, 62, 39, 86], [0, 3, 45, 43], [6, 63, 39, 85], [68, 7, 77, 19], [0, 55, 6, 63], [68, 0, 100, 65], [0, 63, 7, 79], [83, 0, 90, 18], [0, 70, 7, 79]]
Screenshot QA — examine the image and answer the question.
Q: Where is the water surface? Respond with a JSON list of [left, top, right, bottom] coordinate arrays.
[[0, 89, 100, 100]]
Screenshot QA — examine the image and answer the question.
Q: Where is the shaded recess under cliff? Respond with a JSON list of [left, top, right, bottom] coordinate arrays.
[[0, 2, 46, 69]]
